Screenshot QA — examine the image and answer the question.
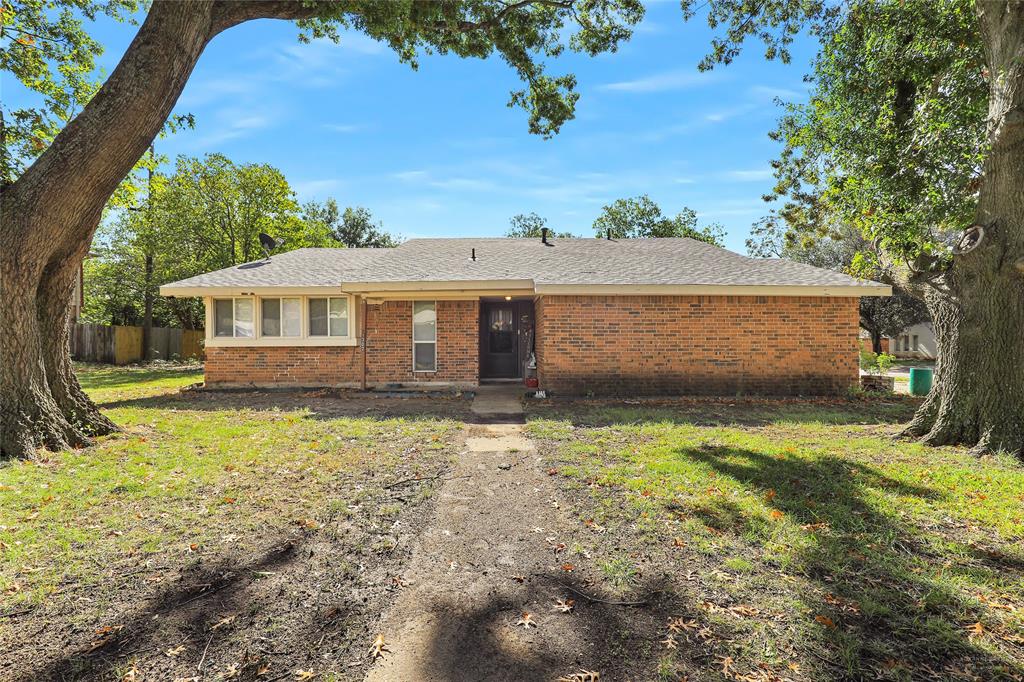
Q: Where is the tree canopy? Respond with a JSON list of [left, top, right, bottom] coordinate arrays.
[[505, 212, 575, 238], [303, 200, 400, 248], [592, 194, 724, 245]]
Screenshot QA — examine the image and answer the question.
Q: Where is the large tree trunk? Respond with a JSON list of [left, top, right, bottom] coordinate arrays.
[[902, 2, 1024, 457], [0, 2, 216, 460], [0, 1, 322, 460]]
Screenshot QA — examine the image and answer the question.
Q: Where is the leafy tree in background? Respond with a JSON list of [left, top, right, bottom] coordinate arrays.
[[592, 194, 724, 245], [689, 0, 1022, 456], [83, 154, 335, 335], [303, 200, 400, 248], [505, 212, 575, 238], [747, 218, 929, 354], [0, 0, 647, 459]]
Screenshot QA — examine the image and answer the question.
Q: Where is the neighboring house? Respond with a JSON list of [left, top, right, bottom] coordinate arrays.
[[160, 237, 890, 396], [888, 322, 937, 359]]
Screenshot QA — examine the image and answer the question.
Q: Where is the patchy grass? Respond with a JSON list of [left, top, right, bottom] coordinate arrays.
[[1, 365, 466, 681], [527, 397, 1024, 681]]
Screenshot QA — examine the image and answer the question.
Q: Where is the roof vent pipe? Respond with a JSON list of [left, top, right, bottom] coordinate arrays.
[[606, 228, 612, 240], [541, 227, 549, 245], [471, 248, 476, 261]]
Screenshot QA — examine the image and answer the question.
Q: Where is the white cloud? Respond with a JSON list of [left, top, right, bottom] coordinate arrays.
[[322, 123, 365, 133], [188, 113, 273, 148], [723, 168, 774, 181], [749, 85, 804, 101], [292, 179, 344, 197], [392, 170, 430, 182], [597, 69, 720, 94]]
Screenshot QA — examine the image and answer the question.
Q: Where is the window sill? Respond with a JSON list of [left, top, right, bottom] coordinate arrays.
[[206, 337, 358, 348]]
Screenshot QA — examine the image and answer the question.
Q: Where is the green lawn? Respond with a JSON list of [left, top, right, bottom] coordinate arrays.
[[0, 364, 464, 680], [527, 398, 1024, 681]]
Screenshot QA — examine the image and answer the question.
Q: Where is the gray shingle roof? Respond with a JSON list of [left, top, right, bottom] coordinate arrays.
[[160, 238, 889, 294]]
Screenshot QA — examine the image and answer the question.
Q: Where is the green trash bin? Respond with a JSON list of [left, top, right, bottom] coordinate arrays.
[[908, 367, 933, 396]]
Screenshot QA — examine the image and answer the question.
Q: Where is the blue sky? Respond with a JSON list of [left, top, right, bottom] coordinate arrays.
[[8, 3, 820, 253]]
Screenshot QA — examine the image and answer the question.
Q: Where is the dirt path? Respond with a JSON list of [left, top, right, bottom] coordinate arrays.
[[364, 386, 649, 681]]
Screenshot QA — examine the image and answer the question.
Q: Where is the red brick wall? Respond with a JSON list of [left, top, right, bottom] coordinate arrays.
[[205, 346, 362, 387], [535, 295, 859, 396], [205, 299, 478, 387], [364, 300, 478, 384]]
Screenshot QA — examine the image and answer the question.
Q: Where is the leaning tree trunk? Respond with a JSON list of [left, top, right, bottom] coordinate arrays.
[[0, 1, 321, 461], [902, 2, 1024, 458], [0, 3, 216, 460]]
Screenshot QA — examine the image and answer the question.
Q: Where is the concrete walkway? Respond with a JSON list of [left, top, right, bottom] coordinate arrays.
[[363, 385, 603, 681]]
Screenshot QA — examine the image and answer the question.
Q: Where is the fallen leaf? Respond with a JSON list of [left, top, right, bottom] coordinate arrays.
[[515, 612, 537, 628], [966, 621, 985, 637], [556, 670, 600, 682], [210, 615, 236, 631], [660, 635, 677, 650], [511, 574, 526, 583], [369, 634, 387, 660], [814, 614, 836, 629], [293, 671, 315, 680], [673, 537, 686, 547], [553, 598, 575, 613], [165, 644, 186, 657], [769, 510, 785, 520], [561, 563, 575, 572], [765, 489, 776, 502]]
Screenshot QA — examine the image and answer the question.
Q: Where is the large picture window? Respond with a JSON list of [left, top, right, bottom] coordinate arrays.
[[308, 297, 349, 337], [261, 298, 301, 337], [214, 298, 254, 338], [413, 301, 436, 372]]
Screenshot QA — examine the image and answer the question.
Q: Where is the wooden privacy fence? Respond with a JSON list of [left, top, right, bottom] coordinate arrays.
[[70, 324, 204, 364]]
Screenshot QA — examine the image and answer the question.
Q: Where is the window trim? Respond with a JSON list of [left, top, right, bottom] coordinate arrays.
[[307, 296, 350, 338], [206, 294, 357, 347], [259, 296, 303, 338], [412, 300, 437, 373]]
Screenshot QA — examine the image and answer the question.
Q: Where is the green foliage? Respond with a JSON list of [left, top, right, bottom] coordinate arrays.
[[505, 212, 575, 238], [860, 351, 896, 375], [0, 0, 142, 182], [592, 194, 724, 245], [84, 153, 336, 327], [755, 1, 985, 269], [303, 200, 400, 248]]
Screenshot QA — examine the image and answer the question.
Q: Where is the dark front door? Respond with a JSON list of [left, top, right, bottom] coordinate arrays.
[[480, 301, 521, 378]]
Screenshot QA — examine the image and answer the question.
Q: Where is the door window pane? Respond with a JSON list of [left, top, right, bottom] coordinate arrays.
[[262, 298, 281, 336], [413, 301, 436, 341], [309, 298, 328, 336], [329, 297, 348, 337], [214, 299, 233, 337], [234, 299, 254, 337], [282, 298, 301, 337], [414, 342, 436, 372], [488, 307, 514, 353]]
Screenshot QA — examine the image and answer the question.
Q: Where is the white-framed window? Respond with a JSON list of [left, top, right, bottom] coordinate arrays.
[[412, 300, 436, 372], [308, 297, 349, 337], [261, 297, 301, 337], [214, 298, 254, 338]]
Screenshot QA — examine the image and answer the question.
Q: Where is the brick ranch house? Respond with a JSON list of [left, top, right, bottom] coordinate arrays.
[[160, 236, 890, 395]]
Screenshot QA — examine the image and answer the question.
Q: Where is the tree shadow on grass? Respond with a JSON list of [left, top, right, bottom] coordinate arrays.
[[11, 528, 379, 682], [675, 444, 1021, 679], [416, 573, 694, 681]]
